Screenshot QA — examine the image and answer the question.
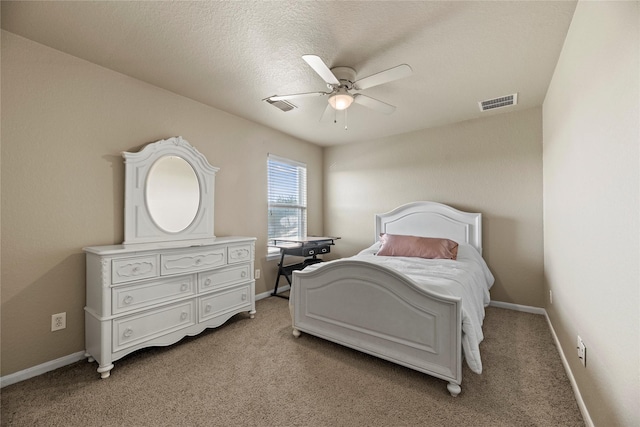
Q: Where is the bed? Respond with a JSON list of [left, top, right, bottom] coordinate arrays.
[[290, 201, 494, 396]]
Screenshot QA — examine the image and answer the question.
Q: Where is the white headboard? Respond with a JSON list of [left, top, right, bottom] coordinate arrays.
[[375, 201, 483, 254]]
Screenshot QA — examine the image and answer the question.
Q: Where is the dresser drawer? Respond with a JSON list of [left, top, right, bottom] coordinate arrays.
[[112, 275, 196, 315], [228, 243, 252, 264], [112, 255, 159, 284], [199, 264, 250, 292], [112, 301, 196, 352], [199, 284, 251, 322], [160, 248, 226, 275]]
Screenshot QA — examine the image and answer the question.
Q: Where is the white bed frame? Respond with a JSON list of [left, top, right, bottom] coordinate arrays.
[[291, 201, 482, 396]]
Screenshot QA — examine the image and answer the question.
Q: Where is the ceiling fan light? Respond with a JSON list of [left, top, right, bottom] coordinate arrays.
[[328, 92, 354, 110]]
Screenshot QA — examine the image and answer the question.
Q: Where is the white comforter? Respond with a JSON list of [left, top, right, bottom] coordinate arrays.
[[293, 242, 494, 374]]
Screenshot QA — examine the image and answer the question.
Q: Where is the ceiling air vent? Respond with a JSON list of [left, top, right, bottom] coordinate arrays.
[[478, 93, 518, 112], [265, 98, 297, 112]]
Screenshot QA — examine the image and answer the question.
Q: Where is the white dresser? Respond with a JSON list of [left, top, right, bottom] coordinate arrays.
[[84, 137, 256, 379], [84, 237, 255, 378]]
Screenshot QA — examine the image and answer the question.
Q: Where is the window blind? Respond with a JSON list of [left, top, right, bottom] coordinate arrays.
[[267, 155, 307, 243]]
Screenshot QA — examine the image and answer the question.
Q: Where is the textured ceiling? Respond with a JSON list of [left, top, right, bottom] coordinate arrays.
[[1, 1, 577, 146]]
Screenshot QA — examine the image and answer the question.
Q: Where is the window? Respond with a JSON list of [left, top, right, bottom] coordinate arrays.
[[267, 154, 307, 255]]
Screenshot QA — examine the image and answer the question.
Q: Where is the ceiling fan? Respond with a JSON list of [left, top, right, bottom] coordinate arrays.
[[266, 55, 412, 118]]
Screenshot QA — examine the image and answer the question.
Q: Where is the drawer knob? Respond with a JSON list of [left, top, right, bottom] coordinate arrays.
[[242, 292, 247, 301], [308, 250, 315, 255], [123, 295, 133, 305], [180, 283, 189, 292], [205, 304, 212, 313], [180, 312, 188, 321], [204, 278, 212, 287], [132, 266, 139, 273], [123, 328, 133, 338], [195, 259, 202, 265], [241, 271, 247, 278]]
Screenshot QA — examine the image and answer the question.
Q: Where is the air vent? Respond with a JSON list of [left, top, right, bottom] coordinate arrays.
[[478, 93, 518, 112], [265, 98, 297, 112]]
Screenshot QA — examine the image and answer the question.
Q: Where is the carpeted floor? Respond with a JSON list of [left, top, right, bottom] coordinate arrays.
[[1, 297, 583, 426]]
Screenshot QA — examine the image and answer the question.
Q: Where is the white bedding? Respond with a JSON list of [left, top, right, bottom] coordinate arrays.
[[292, 242, 494, 374]]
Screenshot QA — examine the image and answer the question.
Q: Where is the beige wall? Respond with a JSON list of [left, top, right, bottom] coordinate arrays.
[[0, 31, 323, 376], [323, 107, 544, 307], [543, 2, 639, 426]]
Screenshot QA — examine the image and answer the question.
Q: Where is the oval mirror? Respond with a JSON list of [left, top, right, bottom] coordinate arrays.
[[146, 156, 200, 233]]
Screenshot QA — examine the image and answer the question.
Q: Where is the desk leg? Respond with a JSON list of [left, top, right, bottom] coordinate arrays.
[[271, 250, 289, 298]]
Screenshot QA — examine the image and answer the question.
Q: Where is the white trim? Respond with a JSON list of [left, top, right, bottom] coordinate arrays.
[[266, 247, 281, 261], [267, 153, 306, 169], [0, 296, 595, 427], [0, 351, 86, 388], [543, 311, 594, 427], [256, 285, 291, 301], [489, 300, 546, 315], [489, 300, 593, 427], [267, 154, 308, 247], [3, 290, 287, 388]]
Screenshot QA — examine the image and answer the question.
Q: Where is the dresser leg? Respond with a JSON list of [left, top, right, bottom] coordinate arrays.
[[97, 363, 114, 379], [84, 352, 95, 363], [249, 309, 256, 319]]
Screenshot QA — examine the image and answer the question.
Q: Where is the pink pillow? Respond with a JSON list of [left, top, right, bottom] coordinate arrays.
[[376, 234, 458, 260]]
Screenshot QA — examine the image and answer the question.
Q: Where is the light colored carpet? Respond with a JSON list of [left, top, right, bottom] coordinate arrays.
[[1, 297, 583, 426]]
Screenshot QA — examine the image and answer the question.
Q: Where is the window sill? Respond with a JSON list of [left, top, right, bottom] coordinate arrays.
[[266, 248, 281, 262]]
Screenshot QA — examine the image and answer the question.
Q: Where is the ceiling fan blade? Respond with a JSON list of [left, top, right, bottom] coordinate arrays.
[[354, 64, 413, 90], [268, 91, 328, 101], [319, 103, 336, 122], [302, 55, 340, 86], [353, 94, 396, 114]]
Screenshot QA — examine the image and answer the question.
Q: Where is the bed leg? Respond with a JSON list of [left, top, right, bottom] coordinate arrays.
[[292, 328, 301, 338], [447, 382, 461, 397]]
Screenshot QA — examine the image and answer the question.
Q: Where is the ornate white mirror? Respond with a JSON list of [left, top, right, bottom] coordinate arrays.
[[123, 136, 219, 246]]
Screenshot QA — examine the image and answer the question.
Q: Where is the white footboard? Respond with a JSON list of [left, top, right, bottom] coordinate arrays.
[[291, 260, 463, 396]]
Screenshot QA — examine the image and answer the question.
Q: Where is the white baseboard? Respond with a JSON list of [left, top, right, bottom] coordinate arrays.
[[490, 300, 593, 426], [0, 350, 86, 388], [489, 300, 593, 426], [3, 288, 290, 388], [0, 294, 595, 427], [543, 311, 594, 427], [488, 300, 546, 315], [255, 285, 290, 301]]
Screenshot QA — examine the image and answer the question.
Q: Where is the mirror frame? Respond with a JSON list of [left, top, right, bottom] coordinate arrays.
[[123, 136, 219, 246]]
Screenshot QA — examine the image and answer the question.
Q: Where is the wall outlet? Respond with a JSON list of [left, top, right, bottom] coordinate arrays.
[[549, 290, 553, 304], [51, 312, 66, 331], [577, 335, 586, 367], [255, 269, 260, 279]]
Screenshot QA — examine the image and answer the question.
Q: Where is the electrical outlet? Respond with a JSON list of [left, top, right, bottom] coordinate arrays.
[[255, 269, 261, 279], [51, 312, 66, 331], [549, 290, 553, 304], [577, 335, 586, 367]]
